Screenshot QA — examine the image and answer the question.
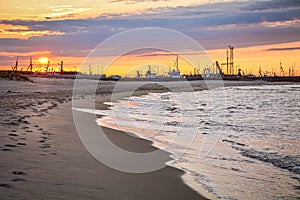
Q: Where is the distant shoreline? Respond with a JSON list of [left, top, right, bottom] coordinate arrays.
[[1, 70, 300, 82]]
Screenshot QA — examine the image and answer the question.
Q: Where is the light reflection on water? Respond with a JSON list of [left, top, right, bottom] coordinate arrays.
[[98, 84, 300, 200]]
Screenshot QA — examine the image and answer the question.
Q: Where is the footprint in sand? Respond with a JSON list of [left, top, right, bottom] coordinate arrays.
[[2, 148, 13, 151], [39, 109, 48, 113], [18, 119, 29, 124], [17, 142, 26, 146], [11, 178, 26, 182], [4, 144, 17, 148], [12, 171, 27, 175], [0, 183, 13, 188], [39, 144, 51, 149], [42, 131, 51, 136], [8, 121, 18, 126], [8, 133, 18, 137]]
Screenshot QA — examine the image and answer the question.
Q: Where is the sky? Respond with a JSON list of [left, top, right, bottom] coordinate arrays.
[[0, 0, 299, 75]]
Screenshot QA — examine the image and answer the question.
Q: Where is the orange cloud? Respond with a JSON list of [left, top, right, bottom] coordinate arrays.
[[0, 50, 52, 57], [0, 23, 65, 39], [261, 19, 300, 28]]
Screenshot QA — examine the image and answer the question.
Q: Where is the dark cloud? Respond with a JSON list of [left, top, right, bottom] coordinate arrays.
[[265, 47, 300, 51], [1, 0, 299, 33], [0, 0, 299, 63], [242, 0, 300, 11]]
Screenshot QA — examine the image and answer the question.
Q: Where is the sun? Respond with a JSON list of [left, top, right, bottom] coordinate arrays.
[[39, 57, 49, 64]]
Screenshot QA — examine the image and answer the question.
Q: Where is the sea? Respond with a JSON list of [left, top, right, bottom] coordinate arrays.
[[96, 83, 300, 199]]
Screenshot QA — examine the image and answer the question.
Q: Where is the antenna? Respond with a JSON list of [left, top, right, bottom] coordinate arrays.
[[175, 53, 179, 71]]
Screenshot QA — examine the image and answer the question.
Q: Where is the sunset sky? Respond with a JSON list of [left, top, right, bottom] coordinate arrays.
[[0, 0, 299, 75]]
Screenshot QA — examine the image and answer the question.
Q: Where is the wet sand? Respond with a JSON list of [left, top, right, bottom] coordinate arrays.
[[0, 78, 207, 199]]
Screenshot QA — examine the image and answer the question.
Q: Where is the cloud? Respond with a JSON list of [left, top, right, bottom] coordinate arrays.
[[0, 23, 65, 39], [0, 50, 51, 57], [43, 5, 91, 20], [241, 0, 300, 11], [109, 0, 172, 3], [0, 0, 299, 63], [261, 19, 300, 28], [128, 49, 208, 58], [264, 47, 300, 51]]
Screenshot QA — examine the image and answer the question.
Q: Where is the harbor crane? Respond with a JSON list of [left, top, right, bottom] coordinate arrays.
[[12, 57, 19, 72], [215, 61, 224, 76], [280, 61, 285, 76], [258, 66, 263, 77], [45, 60, 50, 73], [26, 57, 33, 72]]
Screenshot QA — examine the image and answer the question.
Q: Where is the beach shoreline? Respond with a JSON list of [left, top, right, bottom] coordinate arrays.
[[1, 78, 299, 199], [0, 78, 208, 199]]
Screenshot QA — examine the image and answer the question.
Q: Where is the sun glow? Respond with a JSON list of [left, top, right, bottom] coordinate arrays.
[[39, 57, 49, 64]]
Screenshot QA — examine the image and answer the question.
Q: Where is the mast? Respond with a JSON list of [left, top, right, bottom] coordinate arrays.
[[226, 49, 229, 75], [228, 45, 234, 75], [60, 61, 64, 73], [176, 54, 179, 71], [28, 57, 33, 72], [46, 60, 50, 73], [16, 57, 19, 72]]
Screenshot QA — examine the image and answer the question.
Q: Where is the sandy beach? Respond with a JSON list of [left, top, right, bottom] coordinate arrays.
[[0, 78, 211, 200], [1, 77, 298, 199]]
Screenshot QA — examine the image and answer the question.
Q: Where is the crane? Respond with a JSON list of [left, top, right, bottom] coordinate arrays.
[[215, 61, 224, 76], [258, 66, 263, 77], [26, 57, 33, 73], [12, 57, 19, 72], [280, 61, 285, 76]]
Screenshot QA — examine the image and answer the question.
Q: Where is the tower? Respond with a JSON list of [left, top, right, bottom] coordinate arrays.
[[228, 45, 234, 75], [175, 54, 179, 71], [60, 61, 64, 73], [28, 57, 33, 72]]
